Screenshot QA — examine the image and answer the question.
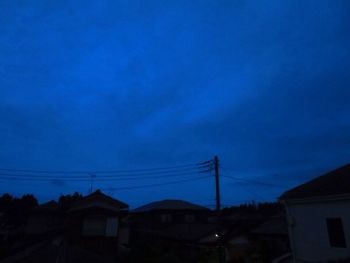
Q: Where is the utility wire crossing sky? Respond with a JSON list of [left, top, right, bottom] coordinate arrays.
[[0, 158, 290, 207]]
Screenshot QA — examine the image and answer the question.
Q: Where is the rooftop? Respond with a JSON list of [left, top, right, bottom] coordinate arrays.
[[280, 163, 350, 200], [133, 199, 209, 212], [69, 190, 129, 212]]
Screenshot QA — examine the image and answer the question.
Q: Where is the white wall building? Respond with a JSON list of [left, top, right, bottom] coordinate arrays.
[[280, 164, 350, 263]]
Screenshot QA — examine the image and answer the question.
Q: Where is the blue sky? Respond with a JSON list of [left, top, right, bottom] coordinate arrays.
[[0, 0, 350, 208]]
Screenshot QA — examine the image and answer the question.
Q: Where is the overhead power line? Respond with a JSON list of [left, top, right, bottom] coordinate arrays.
[[99, 175, 212, 191], [221, 175, 286, 188], [0, 167, 211, 178], [0, 160, 213, 175], [0, 159, 214, 185], [0, 171, 210, 181]]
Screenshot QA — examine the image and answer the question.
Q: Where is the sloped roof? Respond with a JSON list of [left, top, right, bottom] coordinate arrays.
[[69, 190, 128, 212], [133, 199, 209, 212], [280, 163, 350, 200]]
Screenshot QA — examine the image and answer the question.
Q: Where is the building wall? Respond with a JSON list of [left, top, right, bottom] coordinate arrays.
[[287, 199, 350, 262]]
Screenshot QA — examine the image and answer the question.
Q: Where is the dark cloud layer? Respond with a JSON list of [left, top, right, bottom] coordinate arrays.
[[0, 0, 349, 206]]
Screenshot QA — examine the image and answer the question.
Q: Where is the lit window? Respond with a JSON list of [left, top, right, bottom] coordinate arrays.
[[326, 218, 346, 248]]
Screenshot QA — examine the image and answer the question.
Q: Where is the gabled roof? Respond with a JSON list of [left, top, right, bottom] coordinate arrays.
[[280, 163, 350, 200], [133, 199, 209, 213], [69, 190, 128, 212]]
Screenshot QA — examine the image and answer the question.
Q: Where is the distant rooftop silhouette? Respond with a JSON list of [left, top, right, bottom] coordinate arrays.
[[69, 189, 129, 211], [133, 199, 209, 212], [280, 163, 350, 200]]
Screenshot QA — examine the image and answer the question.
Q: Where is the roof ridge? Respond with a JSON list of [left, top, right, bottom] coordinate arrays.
[[280, 163, 350, 200]]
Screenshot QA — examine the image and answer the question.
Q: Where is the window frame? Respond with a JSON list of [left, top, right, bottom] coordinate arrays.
[[160, 213, 172, 223], [326, 217, 347, 248]]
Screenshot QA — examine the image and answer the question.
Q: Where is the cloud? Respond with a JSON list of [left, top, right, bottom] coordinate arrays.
[[0, 0, 349, 203]]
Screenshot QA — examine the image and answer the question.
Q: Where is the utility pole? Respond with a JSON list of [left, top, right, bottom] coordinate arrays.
[[214, 155, 225, 263], [214, 155, 221, 212]]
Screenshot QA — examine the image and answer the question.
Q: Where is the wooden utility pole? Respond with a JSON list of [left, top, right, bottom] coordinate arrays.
[[214, 155, 221, 212], [214, 155, 225, 263]]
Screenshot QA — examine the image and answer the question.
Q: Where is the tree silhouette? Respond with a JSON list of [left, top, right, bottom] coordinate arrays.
[[0, 193, 38, 226], [58, 192, 83, 210]]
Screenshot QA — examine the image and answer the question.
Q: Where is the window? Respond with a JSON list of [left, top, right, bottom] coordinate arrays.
[[161, 214, 172, 223], [326, 218, 346, 248], [82, 216, 106, 236], [185, 214, 195, 223], [105, 217, 119, 237]]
